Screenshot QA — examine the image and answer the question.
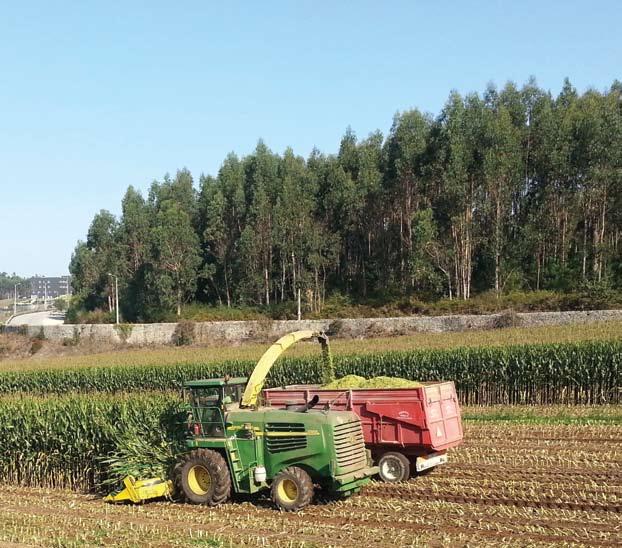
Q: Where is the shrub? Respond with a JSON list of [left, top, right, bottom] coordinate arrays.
[[114, 323, 133, 343], [327, 319, 344, 336], [69, 309, 115, 324], [29, 338, 44, 355], [172, 320, 195, 346], [493, 309, 521, 329], [54, 298, 69, 312], [62, 328, 81, 347], [176, 303, 265, 322]]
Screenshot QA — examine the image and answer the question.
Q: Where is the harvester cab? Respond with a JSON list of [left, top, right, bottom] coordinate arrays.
[[185, 377, 247, 437]]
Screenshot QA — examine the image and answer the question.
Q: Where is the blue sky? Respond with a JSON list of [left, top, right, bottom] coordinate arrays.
[[1, 1, 620, 276]]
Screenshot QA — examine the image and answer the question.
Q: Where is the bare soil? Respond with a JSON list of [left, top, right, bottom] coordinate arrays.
[[0, 332, 119, 363], [0, 333, 36, 360]]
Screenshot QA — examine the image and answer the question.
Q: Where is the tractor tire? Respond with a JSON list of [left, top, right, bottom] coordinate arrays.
[[271, 466, 314, 511], [174, 449, 231, 506], [378, 451, 411, 482]]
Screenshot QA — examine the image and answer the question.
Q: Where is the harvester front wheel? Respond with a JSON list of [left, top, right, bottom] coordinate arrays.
[[175, 449, 231, 506], [271, 466, 314, 511], [378, 451, 410, 482]]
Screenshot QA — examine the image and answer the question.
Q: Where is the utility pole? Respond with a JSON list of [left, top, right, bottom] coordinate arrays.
[[43, 279, 47, 310], [108, 273, 120, 324], [115, 275, 119, 324], [13, 283, 20, 316]]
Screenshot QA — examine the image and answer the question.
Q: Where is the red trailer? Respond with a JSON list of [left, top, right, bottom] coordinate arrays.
[[263, 381, 463, 482]]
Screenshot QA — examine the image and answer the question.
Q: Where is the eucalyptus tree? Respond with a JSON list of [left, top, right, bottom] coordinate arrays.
[[239, 142, 280, 304], [481, 102, 522, 294], [432, 92, 487, 299], [384, 110, 431, 289], [272, 148, 314, 302], [571, 88, 621, 282], [150, 201, 201, 316], [198, 175, 227, 305], [78, 210, 123, 312]]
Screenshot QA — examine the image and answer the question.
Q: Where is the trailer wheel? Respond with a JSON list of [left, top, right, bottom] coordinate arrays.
[[378, 452, 410, 482], [174, 449, 231, 505], [271, 466, 314, 511]]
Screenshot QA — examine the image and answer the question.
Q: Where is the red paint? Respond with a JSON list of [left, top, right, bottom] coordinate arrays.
[[263, 382, 463, 458]]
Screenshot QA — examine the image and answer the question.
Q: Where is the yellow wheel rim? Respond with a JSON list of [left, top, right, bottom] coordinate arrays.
[[277, 478, 298, 503], [187, 465, 212, 496]]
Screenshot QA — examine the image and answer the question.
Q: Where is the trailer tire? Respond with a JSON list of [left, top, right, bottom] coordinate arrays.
[[378, 452, 410, 482], [271, 466, 314, 511], [174, 449, 231, 506]]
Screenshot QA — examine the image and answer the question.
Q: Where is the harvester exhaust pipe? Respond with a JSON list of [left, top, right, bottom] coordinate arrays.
[[300, 394, 319, 412], [286, 394, 320, 413]]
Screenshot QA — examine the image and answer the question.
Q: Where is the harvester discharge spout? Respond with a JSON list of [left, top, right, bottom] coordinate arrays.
[[240, 330, 331, 408]]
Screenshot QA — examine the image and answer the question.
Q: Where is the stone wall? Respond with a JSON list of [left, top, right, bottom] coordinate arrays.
[[4, 309, 622, 347]]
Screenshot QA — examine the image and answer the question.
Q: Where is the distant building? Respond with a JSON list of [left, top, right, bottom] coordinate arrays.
[[30, 276, 72, 299]]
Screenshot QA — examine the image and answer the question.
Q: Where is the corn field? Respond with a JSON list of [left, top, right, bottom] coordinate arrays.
[[0, 392, 186, 492], [0, 340, 619, 404]]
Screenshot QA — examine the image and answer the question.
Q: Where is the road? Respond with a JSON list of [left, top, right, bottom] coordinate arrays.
[[7, 310, 65, 326]]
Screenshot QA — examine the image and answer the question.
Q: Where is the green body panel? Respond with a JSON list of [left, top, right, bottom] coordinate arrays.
[[184, 380, 376, 496]]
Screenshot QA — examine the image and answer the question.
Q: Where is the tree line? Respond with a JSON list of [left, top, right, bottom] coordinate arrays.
[[0, 273, 27, 301], [69, 78, 622, 321]]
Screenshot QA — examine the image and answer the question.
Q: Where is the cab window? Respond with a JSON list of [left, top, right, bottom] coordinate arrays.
[[223, 383, 243, 405], [192, 387, 220, 407]]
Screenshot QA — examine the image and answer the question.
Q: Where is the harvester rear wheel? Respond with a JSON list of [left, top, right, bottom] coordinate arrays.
[[271, 466, 314, 511], [378, 451, 410, 482], [174, 449, 231, 506]]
